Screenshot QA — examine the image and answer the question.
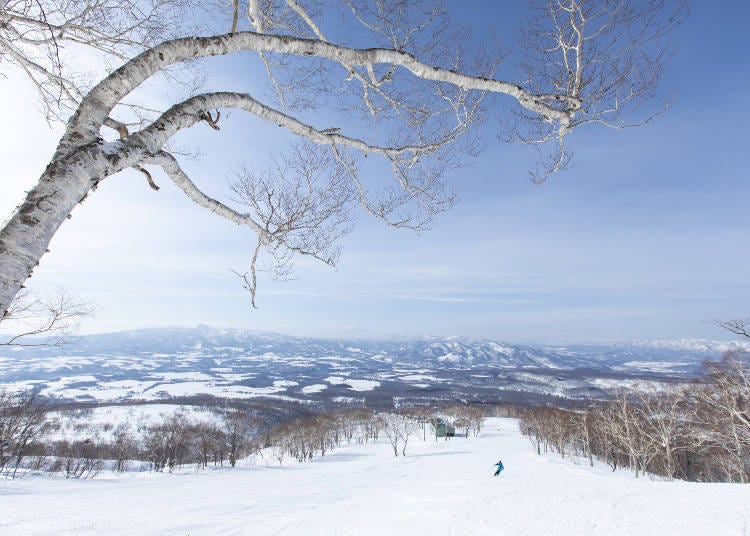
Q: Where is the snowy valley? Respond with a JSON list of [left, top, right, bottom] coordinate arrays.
[[0, 326, 739, 410]]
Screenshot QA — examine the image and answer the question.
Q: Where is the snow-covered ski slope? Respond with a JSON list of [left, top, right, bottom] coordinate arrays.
[[2, 418, 748, 535]]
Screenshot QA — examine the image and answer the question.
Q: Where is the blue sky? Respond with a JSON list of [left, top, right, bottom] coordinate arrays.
[[1, 1, 749, 342]]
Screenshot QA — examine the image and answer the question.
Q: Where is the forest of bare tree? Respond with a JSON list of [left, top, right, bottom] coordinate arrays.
[[0, 393, 485, 479], [517, 352, 750, 483]]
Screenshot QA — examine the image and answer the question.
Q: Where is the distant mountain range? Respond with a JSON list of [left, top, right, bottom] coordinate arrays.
[[0, 326, 746, 407]]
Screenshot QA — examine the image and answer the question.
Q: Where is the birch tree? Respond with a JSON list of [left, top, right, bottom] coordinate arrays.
[[0, 0, 686, 318], [224, 410, 260, 467], [379, 411, 417, 457], [693, 352, 750, 483], [633, 387, 691, 480], [0, 390, 48, 478]]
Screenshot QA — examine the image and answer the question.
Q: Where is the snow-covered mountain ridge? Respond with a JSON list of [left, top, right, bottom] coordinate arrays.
[[0, 326, 743, 405], [4, 325, 742, 365]]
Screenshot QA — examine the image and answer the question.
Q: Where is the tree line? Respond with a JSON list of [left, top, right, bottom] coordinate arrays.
[[517, 352, 750, 483], [0, 395, 484, 479], [0, 395, 267, 479], [268, 404, 483, 462]]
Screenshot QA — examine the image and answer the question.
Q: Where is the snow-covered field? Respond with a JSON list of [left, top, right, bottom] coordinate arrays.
[[1, 418, 748, 535], [46, 404, 221, 442]]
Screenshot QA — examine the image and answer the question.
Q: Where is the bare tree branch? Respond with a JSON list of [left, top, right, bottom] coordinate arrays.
[[715, 319, 750, 340], [513, 0, 688, 182], [0, 0, 686, 315], [1, 289, 94, 346]]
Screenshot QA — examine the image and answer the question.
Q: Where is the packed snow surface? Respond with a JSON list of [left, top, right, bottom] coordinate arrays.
[[2, 418, 748, 535]]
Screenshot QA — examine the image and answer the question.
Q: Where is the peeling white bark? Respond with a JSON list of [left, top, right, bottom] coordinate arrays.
[[0, 142, 141, 317]]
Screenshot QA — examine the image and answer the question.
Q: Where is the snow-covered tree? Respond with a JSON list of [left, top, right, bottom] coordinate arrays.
[[379, 411, 418, 457], [0, 390, 48, 478], [224, 410, 260, 467], [0, 0, 686, 317], [693, 352, 750, 483]]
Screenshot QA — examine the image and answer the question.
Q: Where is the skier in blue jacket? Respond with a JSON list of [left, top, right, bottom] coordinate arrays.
[[493, 460, 504, 476]]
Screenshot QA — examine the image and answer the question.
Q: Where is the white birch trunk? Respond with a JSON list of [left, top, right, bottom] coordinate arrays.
[[0, 168, 92, 317], [0, 142, 142, 317]]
